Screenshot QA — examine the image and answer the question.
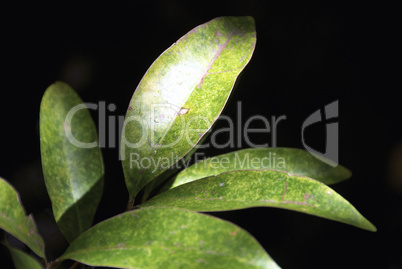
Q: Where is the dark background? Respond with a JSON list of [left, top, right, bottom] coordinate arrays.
[[1, 1, 400, 268]]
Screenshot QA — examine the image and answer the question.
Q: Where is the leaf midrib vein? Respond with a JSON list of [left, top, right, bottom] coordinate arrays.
[[61, 106, 85, 233], [140, 33, 234, 181]]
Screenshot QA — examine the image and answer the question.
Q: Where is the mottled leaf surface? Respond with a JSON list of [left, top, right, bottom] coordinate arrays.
[[5, 244, 44, 269], [0, 177, 45, 257], [40, 81, 104, 242], [143, 133, 211, 201], [60, 207, 279, 269], [167, 148, 351, 189], [121, 16, 256, 198], [141, 170, 376, 231]]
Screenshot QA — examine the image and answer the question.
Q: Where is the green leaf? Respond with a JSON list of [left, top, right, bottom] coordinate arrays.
[[121, 16, 256, 199], [143, 132, 211, 201], [5, 244, 44, 269], [60, 207, 279, 269], [40, 81, 104, 242], [166, 148, 351, 190], [0, 177, 45, 257], [140, 170, 376, 232]]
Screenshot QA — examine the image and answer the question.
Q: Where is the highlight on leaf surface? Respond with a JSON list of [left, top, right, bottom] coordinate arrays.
[[40, 81, 104, 242], [120, 16, 257, 199]]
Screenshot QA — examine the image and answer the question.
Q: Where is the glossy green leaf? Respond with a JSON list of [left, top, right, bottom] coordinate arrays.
[[60, 207, 279, 269], [142, 133, 211, 201], [5, 245, 44, 269], [40, 81, 104, 242], [0, 177, 45, 257], [140, 170, 376, 232], [121, 16, 256, 199], [166, 148, 351, 190]]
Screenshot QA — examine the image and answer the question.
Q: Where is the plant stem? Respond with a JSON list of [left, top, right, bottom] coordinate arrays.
[[46, 259, 60, 269], [141, 192, 150, 204], [69, 261, 79, 269], [126, 198, 134, 211]]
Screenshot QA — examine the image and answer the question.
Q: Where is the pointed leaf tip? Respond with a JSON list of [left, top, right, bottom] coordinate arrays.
[[141, 170, 376, 232]]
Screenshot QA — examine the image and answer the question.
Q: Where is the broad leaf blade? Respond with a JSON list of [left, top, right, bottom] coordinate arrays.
[[167, 148, 351, 189], [40, 81, 104, 242], [121, 16, 256, 198], [140, 170, 376, 232], [5, 245, 44, 269], [0, 177, 45, 257], [60, 207, 279, 269]]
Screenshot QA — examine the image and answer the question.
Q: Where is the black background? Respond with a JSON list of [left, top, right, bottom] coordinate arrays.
[[1, 1, 401, 268]]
